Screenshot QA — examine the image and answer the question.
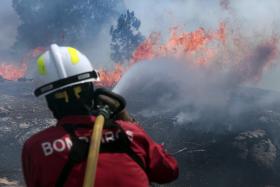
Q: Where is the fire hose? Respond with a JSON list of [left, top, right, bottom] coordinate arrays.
[[82, 88, 126, 187]]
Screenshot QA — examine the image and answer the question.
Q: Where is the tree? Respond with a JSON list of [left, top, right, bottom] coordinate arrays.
[[110, 10, 144, 63], [12, 0, 125, 52]]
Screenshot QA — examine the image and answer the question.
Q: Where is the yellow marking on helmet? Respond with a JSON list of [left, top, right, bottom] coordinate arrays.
[[37, 55, 47, 75], [68, 47, 80, 64], [74, 86, 82, 99], [55, 91, 69, 103]]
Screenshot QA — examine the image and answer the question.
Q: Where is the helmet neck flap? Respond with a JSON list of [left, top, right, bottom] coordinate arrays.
[[46, 82, 96, 119]]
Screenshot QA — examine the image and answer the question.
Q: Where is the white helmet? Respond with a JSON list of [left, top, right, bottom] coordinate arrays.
[[34, 44, 100, 97]]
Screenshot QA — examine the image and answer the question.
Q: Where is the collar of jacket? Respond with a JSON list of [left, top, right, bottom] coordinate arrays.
[[57, 115, 97, 126]]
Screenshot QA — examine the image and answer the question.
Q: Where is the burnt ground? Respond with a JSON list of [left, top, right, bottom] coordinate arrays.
[[1, 81, 280, 186], [126, 86, 280, 187], [0, 81, 55, 187]]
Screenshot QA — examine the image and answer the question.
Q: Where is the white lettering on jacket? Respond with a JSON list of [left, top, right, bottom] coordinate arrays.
[[41, 130, 134, 156], [126, 130, 133, 142], [41, 137, 72, 156], [101, 130, 134, 143]]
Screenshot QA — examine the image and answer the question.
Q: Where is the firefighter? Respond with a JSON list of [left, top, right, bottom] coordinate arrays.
[[22, 44, 178, 187]]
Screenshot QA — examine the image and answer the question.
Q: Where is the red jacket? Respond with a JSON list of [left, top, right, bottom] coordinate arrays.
[[22, 115, 178, 187]]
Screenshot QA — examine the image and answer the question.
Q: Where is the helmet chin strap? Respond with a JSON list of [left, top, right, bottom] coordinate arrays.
[[77, 82, 96, 114]]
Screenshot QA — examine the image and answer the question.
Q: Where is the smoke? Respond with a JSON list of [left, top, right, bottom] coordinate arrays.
[[0, 0, 129, 81], [124, 0, 280, 88], [124, 0, 227, 36], [113, 1, 280, 125], [222, 0, 280, 34], [114, 0, 280, 123], [125, 0, 280, 36], [113, 59, 218, 120], [114, 54, 279, 127], [0, 0, 19, 53]]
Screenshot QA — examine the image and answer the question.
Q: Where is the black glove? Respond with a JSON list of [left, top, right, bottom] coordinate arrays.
[[97, 94, 135, 122]]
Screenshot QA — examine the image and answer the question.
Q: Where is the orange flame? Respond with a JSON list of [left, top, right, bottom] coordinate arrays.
[[97, 64, 127, 87], [0, 63, 27, 80], [131, 22, 225, 64], [98, 23, 227, 87], [0, 23, 227, 85], [0, 47, 45, 81], [1, 22, 277, 89]]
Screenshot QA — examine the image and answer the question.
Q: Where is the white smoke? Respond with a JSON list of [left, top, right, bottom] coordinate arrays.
[[124, 0, 280, 90], [114, 56, 280, 125], [125, 0, 280, 36], [0, 0, 19, 53], [114, 59, 231, 123], [124, 0, 227, 36]]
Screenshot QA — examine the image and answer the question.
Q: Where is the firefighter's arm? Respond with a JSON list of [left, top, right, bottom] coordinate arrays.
[[118, 121, 178, 183], [146, 140, 179, 184]]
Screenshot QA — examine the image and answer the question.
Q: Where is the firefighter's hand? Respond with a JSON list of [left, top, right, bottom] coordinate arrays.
[[97, 95, 135, 122]]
